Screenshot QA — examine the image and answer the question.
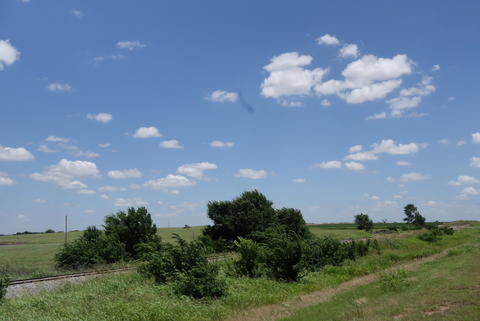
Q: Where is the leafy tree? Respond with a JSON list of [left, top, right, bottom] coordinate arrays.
[[104, 207, 159, 258], [203, 190, 276, 245], [45, 229, 55, 233], [233, 237, 264, 277], [354, 213, 373, 231], [276, 208, 311, 238], [263, 231, 303, 282], [403, 204, 426, 227], [174, 264, 227, 299]]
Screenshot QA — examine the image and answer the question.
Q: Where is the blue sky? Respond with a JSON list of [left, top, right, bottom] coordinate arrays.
[[1, 0, 480, 234]]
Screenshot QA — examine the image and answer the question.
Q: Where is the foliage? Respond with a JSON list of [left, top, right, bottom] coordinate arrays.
[[403, 204, 426, 227], [55, 226, 126, 269], [263, 231, 303, 282], [104, 207, 159, 258], [276, 208, 311, 239], [379, 269, 411, 291], [418, 225, 455, 242], [45, 229, 55, 234], [0, 270, 8, 301], [174, 263, 227, 299], [233, 237, 264, 277], [354, 213, 373, 231], [140, 234, 208, 283]]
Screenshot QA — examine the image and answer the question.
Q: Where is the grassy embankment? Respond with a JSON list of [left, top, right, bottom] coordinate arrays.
[[0, 222, 476, 321], [0, 224, 389, 279], [281, 228, 480, 320]]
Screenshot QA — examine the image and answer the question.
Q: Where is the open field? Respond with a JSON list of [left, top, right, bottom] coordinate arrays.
[[0, 222, 477, 321], [0, 224, 376, 280]]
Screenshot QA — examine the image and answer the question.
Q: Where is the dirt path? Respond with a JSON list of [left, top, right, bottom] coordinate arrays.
[[224, 250, 448, 321]]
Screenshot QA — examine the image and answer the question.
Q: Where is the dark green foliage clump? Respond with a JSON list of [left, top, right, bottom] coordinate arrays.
[[403, 204, 426, 227], [354, 213, 373, 231], [233, 237, 264, 277], [263, 232, 304, 282], [0, 270, 8, 301], [104, 207, 159, 258], [203, 190, 310, 251], [45, 229, 55, 233], [418, 225, 455, 242], [174, 264, 227, 299], [55, 226, 126, 269]]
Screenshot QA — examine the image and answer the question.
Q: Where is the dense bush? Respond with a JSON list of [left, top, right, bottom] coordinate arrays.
[[140, 234, 209, 283], [354, 213, 373, 231], [263, 232, 303, 282], [0, 270, 8, 301], [174, 264, 227, 299], [418, 225, 454, 242], [55, 226, 126, 269], [276, 208, 311, 239], [104, 207, 159, 258], [233, 237, 264, 277]]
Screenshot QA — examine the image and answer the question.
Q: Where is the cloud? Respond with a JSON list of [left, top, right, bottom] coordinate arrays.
[[235, 168, 268, 179], [57, 144, 99, 158], [396, 161, 411, 167], [316, 34, 340, 45], [114, 197, 148, 207], [31, 159, 100, 189], [432, 64, 440, 71], [32, 199, 47, 203], [366, 112, 387, 120], [46, 136, 69, 143], [98, 185, 128, 192], [348, 145, 362, 153], [399, 172, 431, 182], [144, 174, 195, 193], [339, 44, 358, 58], [71, 8, 83, 18], [320, 99, 331, 107], [438, 139, 449, 145], [261, 52, 328, 99], [312, 161, 342, 169], [133, 126, 161, 138], [210, 140, 234, 148], [108, 168, 142, 179], [116, 40, 146, 51], [292, 178, 306, 183], [0, 172, 14, 185], [98, 143, 111, 148], [47, 82, 72, 92], [87, 113, 112, 123], [387, 76, 435, 117], [472, 132, 480, 144], [208, 90, 238, 103], [94, 55, 126, 63], [345, 139, 423, 161], [458, 186, 480, 200], [160, 140, 183, 149], [457, 140, 466, 146], [0, 40, 20, 70], [470, 157, 480, 168], [78, 189, 96, 195], [344, 161, 365, 171], [448, 175, 479, 186], [177, 162, 217, 178], [0, 146, 34, 161], [38, 144, 58, 153]]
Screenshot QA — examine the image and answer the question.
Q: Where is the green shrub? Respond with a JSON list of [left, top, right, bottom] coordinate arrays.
[[418, 231, 439, 242], [354, 213, 373, 231], [233, 237, 264, 277], [174, 264, 227, 299], [140, 235, 209, 283], [263, 233, 303, 282], [0, 270, 8, 301]]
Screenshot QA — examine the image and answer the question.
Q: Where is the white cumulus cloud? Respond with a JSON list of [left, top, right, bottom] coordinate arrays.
[[114, 197, 148, 207], [160, 140, 183, 149], [31, 159, 100, 189], [0, 146, 34, 161], [87, 113, 112, 123], [316, 34, 340, 45], [108, 168, 142, 179], [399, 172, 431, 182], [472, 132, 480, 144], [448, 175, 479, 186], [116, 40, 146, 51], [144, 174, 195, 193], [292, 178, 306, 183], [235, 168, 268, 179], [0, 172, 14, 185], [177, 162, 217, 178], [312, 161, 342, 169], [208, 90, 238, 103], [210, 140, 234, 148], [47, 82, 72, 92], [470, 157, 480, 168], [345, 139, 423, 161], [344, 161, 365, 171], [0, 40, 20, 70], [46, 136, 70, 143], [387, 76, 436, 117], [133, 126, 161, 138], [339, 44, 358, 58]]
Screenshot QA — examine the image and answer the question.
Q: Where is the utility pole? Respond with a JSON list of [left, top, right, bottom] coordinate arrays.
[[65, 215, 68, 245]]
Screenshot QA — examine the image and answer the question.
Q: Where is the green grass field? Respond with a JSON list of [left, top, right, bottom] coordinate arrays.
[[0, 223, 477, 321]]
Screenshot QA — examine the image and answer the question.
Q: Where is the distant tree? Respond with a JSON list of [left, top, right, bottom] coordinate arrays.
[[45, 229, 55, 233], [354, 213, 373, 231], [104, 207, 159, 258], [403, 204, 426, 227]]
